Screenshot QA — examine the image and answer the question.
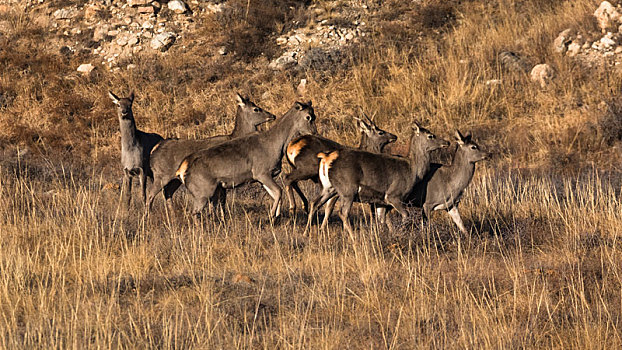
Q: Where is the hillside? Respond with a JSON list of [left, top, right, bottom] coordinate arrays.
[[1, 0, 622, 348]]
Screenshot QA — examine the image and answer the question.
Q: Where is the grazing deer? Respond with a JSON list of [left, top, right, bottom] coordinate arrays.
[[146, 94, 276, 213], [403, 130, 489, 233], [109, 91, 163, 209], [176, 101, 317, 218], [284, 113, 397, 215], [307, 122, 448, 234]]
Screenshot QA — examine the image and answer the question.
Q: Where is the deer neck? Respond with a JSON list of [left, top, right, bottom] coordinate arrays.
[[447, 148, 476, 190], [119, 115, 138, 149], [264, 113, 300, 162], [230, 107, 255, 138], [407, 138, 432, 181], [358, 134, 381, 153]]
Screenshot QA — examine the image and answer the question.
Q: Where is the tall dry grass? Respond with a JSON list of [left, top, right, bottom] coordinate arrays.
[[0, 164, 621, 348]]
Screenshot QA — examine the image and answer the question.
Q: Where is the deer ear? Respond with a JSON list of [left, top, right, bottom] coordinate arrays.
[[356, 117, 372, 135], [306, 100, 312, 107], [108, 91, 120, 104], [412, 121, 421, 134], [129, 91, 135, 103], [455, 130, 465, 145], [235, 93, 246, 107], [463, 132, 472, 142]]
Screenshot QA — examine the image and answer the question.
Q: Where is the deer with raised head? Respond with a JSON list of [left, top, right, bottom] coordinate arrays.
[[146, 93, 276, 213], [175, 101, 317, 218], [109, 91, 163, 209], [403, 130, 489, 233], [307, 122, 448, 234], [284, 113, 397, 215]]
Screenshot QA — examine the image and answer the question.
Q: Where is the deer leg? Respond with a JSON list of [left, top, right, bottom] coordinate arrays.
[[163, 179, 181, 213], [306, 187, 337, 228], [422, 204, 433, 226], [320, 196, 338, 230], [385, 194, 409, 227], [291, 182, 309, 213], [146, 175, 163, 213], [138, 168, 147, 207], [447, 206, 467, 234], [208, 185, 226, 216], [258, 176, 282, 219], [338, 195, 355, 235], [122, 169, 132, 209]]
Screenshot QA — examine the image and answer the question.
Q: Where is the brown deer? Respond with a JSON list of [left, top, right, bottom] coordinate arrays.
[[283, 113, 397, 215], [146, 94, 275, 213], [307, 122, 448, 233], [109, 91, 163, 209], [176, 101, 317, 218], [402, 130, 489, 233]]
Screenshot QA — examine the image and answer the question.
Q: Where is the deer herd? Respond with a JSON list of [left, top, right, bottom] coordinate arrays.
[[109, 91, 490, 234]]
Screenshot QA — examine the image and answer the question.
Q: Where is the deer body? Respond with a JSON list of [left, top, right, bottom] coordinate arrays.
[[284, 115, 396, 215], [146, 95, 275, 212], [176, 101, 317, 218], [406, 131, 489, 233], [308, 124, 448, 233], [109, 91, 163, 208]]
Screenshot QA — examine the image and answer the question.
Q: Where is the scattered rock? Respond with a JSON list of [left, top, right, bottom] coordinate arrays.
[[567, 42, 582, 56], [269, 51, 297, 70], [553, 28, 572, 53], [297, 78, 307, 95], [594, 1, 621, 31], [77, 63, 95, 77], [218, 46, 227, 55], [498, 51, 531, 73], [53, 8, 77, 20], [127, 0, 151, 7], [150, 32, 176, 51], [84, 4, 103, 21], [137, 5, 154, 14], [530, 64, 554, 88], [168, 0, 189, 14]]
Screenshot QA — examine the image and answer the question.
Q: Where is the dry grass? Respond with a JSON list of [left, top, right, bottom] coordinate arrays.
[[1, 0, 622, 347]]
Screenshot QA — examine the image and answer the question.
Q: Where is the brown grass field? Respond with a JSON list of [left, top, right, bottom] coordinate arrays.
[[1, 0, 622, 348]]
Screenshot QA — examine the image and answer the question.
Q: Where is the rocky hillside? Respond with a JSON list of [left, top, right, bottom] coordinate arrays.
[[0, 0, 621, 174]]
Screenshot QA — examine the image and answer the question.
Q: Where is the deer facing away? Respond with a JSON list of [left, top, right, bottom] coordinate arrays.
[[176, 101, 317, 218], [146, 94, 275, 213], [403, 130, 489, 233], [283, 113, 397, 215], [307, 122, 448, 233], [109, 91, 163, 209]]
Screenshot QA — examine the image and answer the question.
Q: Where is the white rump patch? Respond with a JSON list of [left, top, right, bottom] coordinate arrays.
[[319, 159, 332, 190]]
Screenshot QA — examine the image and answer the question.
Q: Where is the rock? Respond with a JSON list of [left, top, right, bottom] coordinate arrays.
[[553, 28, 572, 53], [137, 6, 154, 14], [127, 35, 139, 46], [498, 51, 531, 73], [567, 41, 582, 56], [218, 46, 227, 55], [53, 8, 76, 19], [297, 78, 307, 95], [142, 20, 154, 29], [276, 37, 288, 45], [601, 36, 617, 48], [485, 79, 502, 86], [150, 32, 176, 51], [84, 4, 103, 21], [615, 46, 622, 54], [77, 63, 95, 77], [269, 51, 297, 70], [530, 64, 554, 88], [206, 3, 225, 13], [116, 35, 128, 46], [594, 1, 621, 31], [127, 0, 150, 6], [168, 0, 189, 14]]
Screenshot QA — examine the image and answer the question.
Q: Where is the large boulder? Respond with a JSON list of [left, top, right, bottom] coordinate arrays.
[[594, 1, 621, 31], [530, 64, 554, 88]]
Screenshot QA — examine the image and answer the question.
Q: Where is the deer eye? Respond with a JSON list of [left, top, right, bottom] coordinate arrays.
[[378, 131, 385, 135], [253, 108, 260, 112], [305, 115, 312, 121], [471, 145, 477, 150], [428, 134, 435, 139]]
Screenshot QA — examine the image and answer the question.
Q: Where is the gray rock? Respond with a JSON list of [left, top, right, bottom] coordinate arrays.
[[168, 0, 189, 14], [268, 51, 297, 70], [530, 64, 554, 88], [150, 32, 176, 51], [553, 28, 572, 53], [594, 1, 621, 31]]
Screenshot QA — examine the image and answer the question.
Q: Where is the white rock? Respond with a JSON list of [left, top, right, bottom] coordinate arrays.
[[601, 36, 616, 47], [269, 52, 297, 70], [77, 63, 95, 76], [567, 42, 582, 56], [127, 35, 139, 46], [206, 3, 225, 13], [53, 8, 76, 19], [553, 28, 572, 53], [485, 79, 502, 86], [127, 0, 150, 6], [150, 32, 176, 51], [168, 0, 189, 14], [594, 1, 621, 31], [276, 37, 288, 45], [530, 64, 554, 88]]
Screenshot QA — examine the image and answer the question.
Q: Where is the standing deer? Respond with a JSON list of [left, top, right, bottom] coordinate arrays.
[[146, 94, 276, 213], [403, 130, 489, 233], [284, 113, 397, 215], [175, 101, 317, 218], [109, 91, 163, 209], [307, 122, 448, 234]]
